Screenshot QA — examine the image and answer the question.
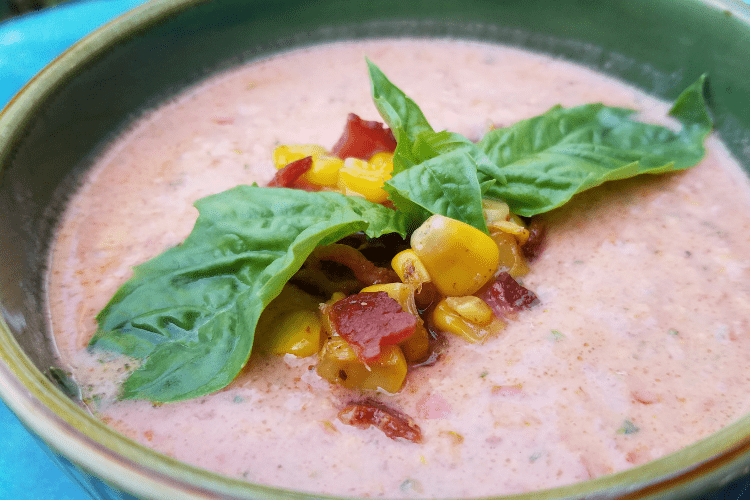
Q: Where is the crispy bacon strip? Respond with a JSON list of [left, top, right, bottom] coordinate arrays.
[[328, 291, 416, 362], [338, 399, 423, 443], [478, 272, 539, 319], [267, 156, 313, 188], [331, 113, 397, 160], [310, 243, 399, 286]]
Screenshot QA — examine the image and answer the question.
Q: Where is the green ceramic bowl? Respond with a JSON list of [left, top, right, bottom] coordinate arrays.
[[1, 0, 750, 499]]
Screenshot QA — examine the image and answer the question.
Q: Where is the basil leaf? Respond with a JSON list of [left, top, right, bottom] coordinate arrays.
[[367, 58, 434, 173], [385, 149, 487, 231], [90, 186, 409, 402], [368, 60, 502, 232], [369, 61, 709, 221], [478, 74, 712, 216]]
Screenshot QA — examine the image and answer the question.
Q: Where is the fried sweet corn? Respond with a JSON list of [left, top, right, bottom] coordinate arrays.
[[411, 215, 500, 297], [337, 152, 393, 203], [482, 198, 511, 225], [483, 198, 530, 245], [254, 284, 323, 357], [264, 309, 322, 357], [273, 143, 344, 187], [391, 249, 432, 288], [444, 296, 493, 325], [432, 299, 503, 343], [317, 337, 408, 393], [273, 144, 326, 167], [490, 230, 530, 278]]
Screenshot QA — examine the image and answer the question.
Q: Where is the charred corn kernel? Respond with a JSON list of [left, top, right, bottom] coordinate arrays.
[[482, 198, 511, 212], [490, 230, 530, 278], [317, 337, 407, 393], [488, 218, 530, 246], [266, 309, 322, 357], [399, 323, 430, 362], [392, 249, 432, 288], [432, 299, 502, 343], [304, 155, 344, 187], [254, 284, 324, 356], [273, 144, 327, 169], [445, 296, 493, 325], [369, 151, 394, 170], [482, 199, 510, 225], [411, 215, 500, 297], [361, 283, 430, 362], [273, 144, 344, 187], [337, 156, 393, 203]]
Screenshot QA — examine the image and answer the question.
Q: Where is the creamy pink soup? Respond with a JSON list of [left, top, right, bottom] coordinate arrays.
[[46, 39, 750, 498]]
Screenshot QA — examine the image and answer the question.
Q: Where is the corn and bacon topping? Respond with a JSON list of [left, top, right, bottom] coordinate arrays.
[[259, 114, 543, 440]]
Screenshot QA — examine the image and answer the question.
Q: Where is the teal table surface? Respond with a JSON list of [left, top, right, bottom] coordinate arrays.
[[1, 4, 148, 498], [1, 1, 750, 499]]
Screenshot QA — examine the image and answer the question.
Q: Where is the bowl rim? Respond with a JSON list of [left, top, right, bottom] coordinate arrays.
[[2, 0, 750, 499]]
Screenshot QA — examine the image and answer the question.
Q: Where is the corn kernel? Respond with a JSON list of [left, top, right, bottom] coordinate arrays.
[[482, 198, 511, 213], [337, 155, 393, 204], [265, 309, 322, 357], [392, 249, 432, 288], [410, 215, 500, 297], [273, 144, 344, 187], [360, 283, 430, 362], [432, 299, 503, 343], [488, 218, 530, 246], [482, 199, 510, 225], [490, 230, 530, 278], [317, 337, 407, 393], [305, 155, 344, 187], [445, 296, 493, 325], [273, 144, 327, 169], [254, 285, 324, 357], [399, 324, 430, 362], [369, 151, 394, 170]]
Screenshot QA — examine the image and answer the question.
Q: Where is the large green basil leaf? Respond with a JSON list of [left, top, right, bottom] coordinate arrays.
[[478, 75, 712, 216], [384, 149, 487, 231], [90, 186, 409, 402], [367, 58, 434, 173], [369, 61, 502, 232], [369, 62, 710, 221]]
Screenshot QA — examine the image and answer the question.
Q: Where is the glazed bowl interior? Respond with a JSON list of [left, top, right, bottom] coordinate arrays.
[[1, 0, 750, 499]]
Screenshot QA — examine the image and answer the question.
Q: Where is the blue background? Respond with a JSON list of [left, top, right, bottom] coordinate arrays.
[[1, 0, 749, 498]]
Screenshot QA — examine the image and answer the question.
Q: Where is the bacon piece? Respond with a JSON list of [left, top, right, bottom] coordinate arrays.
[[267, 156, 313, 188], [521, 218, 546, 261], [310, 243, 399, 286], [338, 398, 423, 443], [478, 272, 539, 319], [328, 291, 417, 362], [331, 113, 397, 160]]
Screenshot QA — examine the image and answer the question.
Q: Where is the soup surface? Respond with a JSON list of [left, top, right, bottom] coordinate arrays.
[[47, 39, 750, 498]]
